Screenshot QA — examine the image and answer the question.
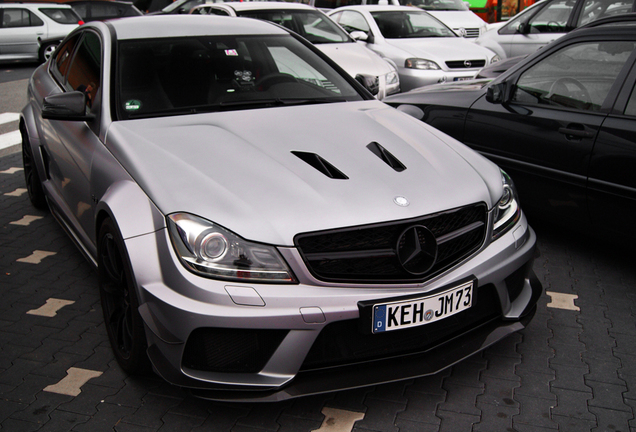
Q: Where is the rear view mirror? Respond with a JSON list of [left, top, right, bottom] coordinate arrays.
[[42, 91, 94, 121], [356, 74, 379, 96], [351, 31, 374, 44], [486, 83, 506, 104]]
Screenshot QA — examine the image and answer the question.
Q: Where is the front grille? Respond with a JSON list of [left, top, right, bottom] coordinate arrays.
[[445, 59, 486, 69], [300, 284, 500, 371], [454, 27, 481, 38], [182, 328, 288, 373], [295, 203, 487, 284]]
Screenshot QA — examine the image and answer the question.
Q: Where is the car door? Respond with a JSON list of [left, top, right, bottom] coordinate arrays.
[[506, 0, 574, 58], [588, 51, 636, 239], [0, 7, 45, 59], [41, 29, 104, 244], [464, 39, 634, 228]]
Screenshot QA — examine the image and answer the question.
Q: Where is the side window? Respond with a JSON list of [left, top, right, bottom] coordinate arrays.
[[513, 41, 636, 111], [333, 10, 370, 34], [1, 8, 44, 28], [208, 8, 231, 16], [51, 34, 81, 83], [526, 0, 574, 34], [625, 83, 636, 117], [577, 0, 636, 26], [65, 32, 102, 112]]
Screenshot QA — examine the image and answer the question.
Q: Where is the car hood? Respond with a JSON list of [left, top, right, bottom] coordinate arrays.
[[387, 37, 489, 61], [105, 100, 502, 246], [425, 11, 488, 29], [316, 42, 393, 77]]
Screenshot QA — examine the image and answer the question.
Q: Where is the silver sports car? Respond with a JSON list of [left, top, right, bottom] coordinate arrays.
[[20, 14, 541, 401]]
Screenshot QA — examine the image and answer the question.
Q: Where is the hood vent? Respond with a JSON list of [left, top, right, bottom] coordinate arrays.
[[367, 142, 406, 172], [292, 151, 349, 180]]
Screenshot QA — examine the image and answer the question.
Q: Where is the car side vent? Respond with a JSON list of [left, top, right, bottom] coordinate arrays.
[[367, 142, 406, 172], [292, 151, 349, 180]]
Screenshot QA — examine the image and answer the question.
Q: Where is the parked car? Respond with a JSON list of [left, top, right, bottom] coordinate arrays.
[[0, 3, 82, 63], [21, 14, 540, 400], [309, 0, 488, 38], [328, 5, 500, 91], [401, 0, 489, 38], [474, 0, 636, 58], [190, 2, 400, 99], [383, 14, 636, 241], [66, 0, 143, 22]]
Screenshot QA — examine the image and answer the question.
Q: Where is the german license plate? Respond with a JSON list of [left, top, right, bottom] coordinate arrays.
[[372, 280, 473, 333], [454, 76, 473, 81]]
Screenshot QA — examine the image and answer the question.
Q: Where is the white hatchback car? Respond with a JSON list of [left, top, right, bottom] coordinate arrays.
[[189, 2, 401, 99], [328, 5, 500, 91], [0, 3, 82, 63]]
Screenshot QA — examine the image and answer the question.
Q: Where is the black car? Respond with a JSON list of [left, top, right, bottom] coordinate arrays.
[[384, 14, 636, 241]]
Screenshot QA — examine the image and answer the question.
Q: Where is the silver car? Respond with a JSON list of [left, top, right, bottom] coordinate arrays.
[[328, 5, 501, 91], [0, 3, 82, 63], [190, 2, 401, 99], [21, 14, 540, 401], [474, 0, 636, 59]]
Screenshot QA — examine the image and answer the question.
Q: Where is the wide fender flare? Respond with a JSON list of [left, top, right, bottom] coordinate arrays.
[[95, 180, 166, 241]]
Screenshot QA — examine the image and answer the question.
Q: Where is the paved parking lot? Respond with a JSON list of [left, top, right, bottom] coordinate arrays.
[[1, 140, 635, 430]]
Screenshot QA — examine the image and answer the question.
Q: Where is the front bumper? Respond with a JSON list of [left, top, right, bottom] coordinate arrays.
[[125, 213, 541, 401], [398, 67, 480, 92]]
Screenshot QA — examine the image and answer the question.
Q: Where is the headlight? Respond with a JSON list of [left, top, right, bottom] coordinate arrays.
[[167, 213, 296, 283], [490, 54, 501, 64], [405, 58, 441, 70], [386, 70, 399, 86], [385, 70, 400, 95], [492, 170, 521, 240]]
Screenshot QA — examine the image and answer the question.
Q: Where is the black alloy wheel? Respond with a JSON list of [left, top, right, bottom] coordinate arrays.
[[21, 131, 47, 209], [98, 218, 150, 374]]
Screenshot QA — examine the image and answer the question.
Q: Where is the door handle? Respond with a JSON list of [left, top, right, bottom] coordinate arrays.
[[558, 125, 594, 139]]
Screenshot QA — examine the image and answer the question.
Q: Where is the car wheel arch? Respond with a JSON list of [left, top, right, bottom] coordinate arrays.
[[94, 180, 166, 244]]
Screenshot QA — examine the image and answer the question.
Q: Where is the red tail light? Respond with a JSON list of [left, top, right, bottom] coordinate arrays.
[[78, 20, 85, 25]]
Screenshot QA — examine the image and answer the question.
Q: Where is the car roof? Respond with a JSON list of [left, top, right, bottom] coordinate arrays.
[[213, 1, 319, 12], [333, 5, 427, 12], [105, 14, 289, 40], [0, 2, 73, 8]]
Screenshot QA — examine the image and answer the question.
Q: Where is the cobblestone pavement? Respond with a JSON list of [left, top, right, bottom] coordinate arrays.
[[1, 148, 635, 432]]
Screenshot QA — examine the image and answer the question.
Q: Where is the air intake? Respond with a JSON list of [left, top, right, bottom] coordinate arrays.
[[367, 142, 406, 172], [292, 151, 348, 180]]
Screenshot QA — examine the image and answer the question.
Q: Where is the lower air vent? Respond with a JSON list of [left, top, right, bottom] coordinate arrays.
[[292, 151, 348, 180]]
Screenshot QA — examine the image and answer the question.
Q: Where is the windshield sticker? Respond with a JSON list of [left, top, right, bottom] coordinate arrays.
[[125, 100, 142, 111], [225, 49, 238, 56]]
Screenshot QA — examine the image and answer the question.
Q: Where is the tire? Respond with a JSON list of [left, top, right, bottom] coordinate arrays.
[[21, 132, 47, 210], [98, 218, 151, 374], [39, 41, 58, 63]]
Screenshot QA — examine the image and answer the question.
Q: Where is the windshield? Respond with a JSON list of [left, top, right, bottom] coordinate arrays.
[[402, 0, 469, 11], [116, 34, 363, 120], [238, 10, 352, 44], [39, 7, 82, 24], [371, 10, 457, 38]]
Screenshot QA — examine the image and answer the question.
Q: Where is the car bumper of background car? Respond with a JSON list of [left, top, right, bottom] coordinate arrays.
[[123, 212, 540, 401], [399, 67, 481, 92]]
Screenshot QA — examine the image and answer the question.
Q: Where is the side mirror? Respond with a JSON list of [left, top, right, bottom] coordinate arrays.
[[355, 74, 379, 96], [517, 21, 529, 34], [42, 91, 94, 121], [351, 31, 374, 44], [486, 82, 506, 104]]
